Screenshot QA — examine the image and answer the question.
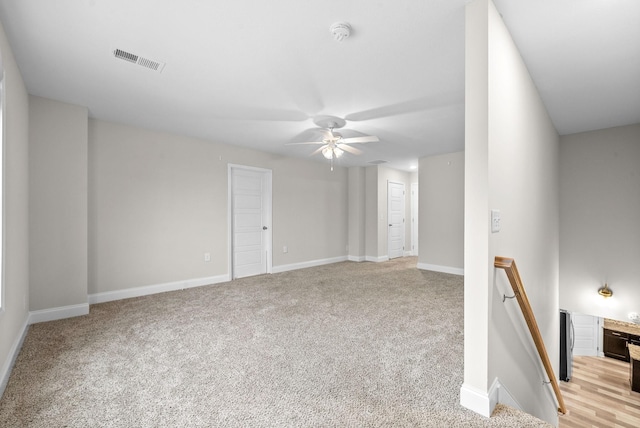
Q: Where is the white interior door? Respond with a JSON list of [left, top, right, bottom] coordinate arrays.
[[572, 312, 599, 356], [411, 182, 418, 256], [387, 181, 405, 259], [230, 166, 272, 279]]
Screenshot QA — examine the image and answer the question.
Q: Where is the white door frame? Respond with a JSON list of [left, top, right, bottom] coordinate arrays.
[[411, 182, 418, 256], [228, 164, 272, 279], [387, 181, 405, 259]]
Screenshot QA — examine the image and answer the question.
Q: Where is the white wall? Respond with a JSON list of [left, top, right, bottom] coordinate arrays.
[[410, 170, 419, 257], [0, 20, 30, 396], [559, 123, 640, 322], [29, 96, 88, 312], [418, 151, 464, 274], [463, 0, 560, 424], [89, 119, 349, 295], [463, 1, 491, 410], [409, 171, 418, 185]]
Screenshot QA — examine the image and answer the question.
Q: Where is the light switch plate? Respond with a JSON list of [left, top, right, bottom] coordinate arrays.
[[491, 209, 501, 233]]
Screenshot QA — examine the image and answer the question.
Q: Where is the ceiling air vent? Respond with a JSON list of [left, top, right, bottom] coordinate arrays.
[[368, 160, 388, 165], [113, 48, 165, 72]]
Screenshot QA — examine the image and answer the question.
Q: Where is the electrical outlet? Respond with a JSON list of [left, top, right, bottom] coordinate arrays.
[[629, 312, 639, 322], [204, 252, 211, 262], [283, 246, 288, 253]]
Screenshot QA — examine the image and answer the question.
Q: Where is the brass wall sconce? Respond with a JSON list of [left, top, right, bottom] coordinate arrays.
[[598, 283, 613, 298]]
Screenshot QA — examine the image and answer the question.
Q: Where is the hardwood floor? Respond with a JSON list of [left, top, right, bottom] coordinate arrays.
[[559, 355, 640, 428]]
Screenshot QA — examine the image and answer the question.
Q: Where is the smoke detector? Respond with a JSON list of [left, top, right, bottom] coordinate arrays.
[[330, 22, 351, 42]]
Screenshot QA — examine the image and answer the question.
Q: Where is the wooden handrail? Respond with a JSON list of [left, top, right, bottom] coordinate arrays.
[[494, 256, 567, 415]]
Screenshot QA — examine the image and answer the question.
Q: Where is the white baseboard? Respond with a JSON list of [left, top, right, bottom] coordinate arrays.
[[365, 255, 389, 263], [352, 255, 414, 263], [460, 378, 522, 419], [0, 317, 29, 398], [28, 303, 90, 324], [495, 379, 522, 410], [88, 274, 230, 305], [272, 256, 348, 273], [417, 262, 464, 276], [488, 377, 500, 414], [460, 382, 494, 418]]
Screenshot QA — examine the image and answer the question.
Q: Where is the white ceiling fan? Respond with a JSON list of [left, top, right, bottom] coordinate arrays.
[[286, 116, 379, 170]]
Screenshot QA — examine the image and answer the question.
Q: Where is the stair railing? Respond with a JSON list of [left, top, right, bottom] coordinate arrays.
[[494, 256, 567, 415]]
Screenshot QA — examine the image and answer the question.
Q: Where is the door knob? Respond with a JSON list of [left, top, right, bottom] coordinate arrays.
[[389, 224, 392, 227], [263, 226, 268, 230]]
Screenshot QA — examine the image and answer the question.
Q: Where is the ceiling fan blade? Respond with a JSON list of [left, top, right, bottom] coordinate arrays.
[[337, 144, 362, 155], [344, 92, 463, 122], [311, 145, 329, 156], [340, 135, 379, 144], [209, 105, 308, 122], [285, 141, 326, 146], [287, 128, 333, 145]]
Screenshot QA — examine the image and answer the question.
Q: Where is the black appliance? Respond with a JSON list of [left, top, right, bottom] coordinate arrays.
[[560, 309, 574, 382]]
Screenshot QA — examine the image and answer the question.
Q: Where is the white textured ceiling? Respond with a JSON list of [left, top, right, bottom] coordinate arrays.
[[0, 0, 638, 171]]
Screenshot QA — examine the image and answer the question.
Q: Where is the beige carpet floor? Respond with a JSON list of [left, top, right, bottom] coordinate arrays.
[[0, 257, 552, 427]]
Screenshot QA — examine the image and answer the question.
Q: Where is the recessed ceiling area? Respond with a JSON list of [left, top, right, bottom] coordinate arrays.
[[0, 0, 638, 171]]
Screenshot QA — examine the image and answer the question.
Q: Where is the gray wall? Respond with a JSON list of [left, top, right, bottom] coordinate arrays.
[[355, 165, 413, 261], [89, 119, 349, 295], [559, 123, 640, 321], [347, 167, 366, 260], [418, 151, 464, 271], [463, 0, 560, 424], [364, 166, 378, 258], [272, 155, 348, 265], [0, 20, 30, 394], [29, 96, 88, 311]]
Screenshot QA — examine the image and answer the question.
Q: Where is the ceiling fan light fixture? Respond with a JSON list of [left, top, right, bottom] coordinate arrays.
[[333, 147, 344, 158], [322, 147, 333, 159]]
